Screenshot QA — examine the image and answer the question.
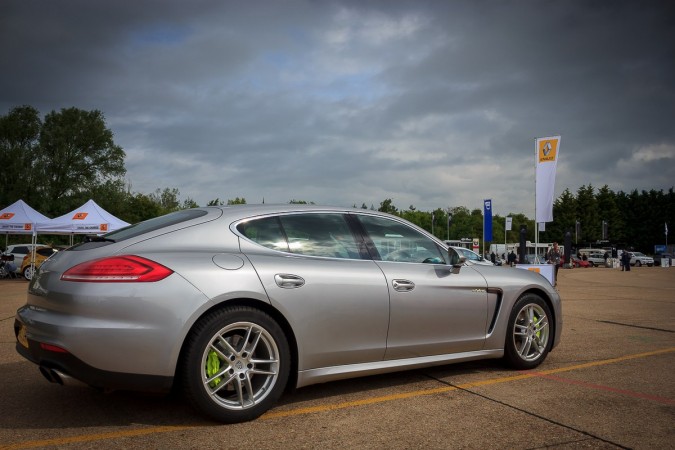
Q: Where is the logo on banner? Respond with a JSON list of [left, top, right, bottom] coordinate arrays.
[[0, 213, 15, 220], [538, 139, 559, 163], [24, 224, 32, 231], [483, 199, 493, 242], [73, 212, 88, 220], [100, 224, 108, 232]]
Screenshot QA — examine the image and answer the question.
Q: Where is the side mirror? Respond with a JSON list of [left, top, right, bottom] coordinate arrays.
[[448, 248, 467, 268]]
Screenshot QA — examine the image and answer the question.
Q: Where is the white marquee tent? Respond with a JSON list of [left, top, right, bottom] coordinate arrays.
[[2, 199, 130, 277], [35, 199, 130, 236], [0, 199, 51, 249]]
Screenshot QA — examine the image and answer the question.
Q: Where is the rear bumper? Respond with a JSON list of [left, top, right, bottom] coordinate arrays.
[[14, 318, 173, 392]]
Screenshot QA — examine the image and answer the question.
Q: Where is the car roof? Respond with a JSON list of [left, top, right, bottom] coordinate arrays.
[[213, 204, 372, 220]]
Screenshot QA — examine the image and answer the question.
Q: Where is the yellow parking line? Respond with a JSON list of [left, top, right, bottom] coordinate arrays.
[[262, 347, 675, 419], [0, 426, 203, 450], [3, 347, 674, 449]]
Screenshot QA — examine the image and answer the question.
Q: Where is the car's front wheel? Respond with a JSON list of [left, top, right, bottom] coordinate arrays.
[[636, 261, 642, 267], [181, 306, 290, 423], [504, 294, 552, 370]]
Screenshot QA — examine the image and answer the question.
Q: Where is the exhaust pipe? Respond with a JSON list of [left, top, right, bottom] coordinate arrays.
[[39, 366, 86, 387]]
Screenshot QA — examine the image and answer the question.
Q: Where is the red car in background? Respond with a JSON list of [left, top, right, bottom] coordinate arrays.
[[571, 257, 591, 268]]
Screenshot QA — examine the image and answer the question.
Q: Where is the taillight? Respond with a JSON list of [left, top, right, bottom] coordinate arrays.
[[61, 255, 173, 282], [40, 343, 69, 353]]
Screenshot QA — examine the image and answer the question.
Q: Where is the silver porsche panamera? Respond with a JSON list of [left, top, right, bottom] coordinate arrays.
[[15, 205, 562, 423]]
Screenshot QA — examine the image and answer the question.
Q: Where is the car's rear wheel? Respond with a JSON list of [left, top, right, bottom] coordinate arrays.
[[636, 261, 642, 267], [504, 294, 552, 369], [181, 306, 290, 423], [22, 265, 34, 281]]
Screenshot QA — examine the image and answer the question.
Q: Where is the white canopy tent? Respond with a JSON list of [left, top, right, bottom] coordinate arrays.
[[35, 199, 130, 240], [0, 199, 50, 250]]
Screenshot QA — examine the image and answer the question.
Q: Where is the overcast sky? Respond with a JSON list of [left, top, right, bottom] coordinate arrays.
[[1, 0, 674, 217]]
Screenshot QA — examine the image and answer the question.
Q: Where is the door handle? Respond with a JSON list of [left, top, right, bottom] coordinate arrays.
[[392, 279, 415, 292], [275, 274, 305, 289]]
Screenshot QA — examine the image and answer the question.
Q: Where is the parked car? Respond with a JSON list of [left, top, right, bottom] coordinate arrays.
[[629, 252, 654, 267], [584, 250, 609, 267], [449, 246, 495, 266], [15, 205, 562, 423], [3, 244, 48, 273], [571, 256, 591, 268], [653, 253, 673, 266], [20, 247, 60, 280]]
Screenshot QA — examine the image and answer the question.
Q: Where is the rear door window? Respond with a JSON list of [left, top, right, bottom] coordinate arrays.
[[279, 214, 361, 259], [237, 213, 362, 259], [237, 216, 289, 253]]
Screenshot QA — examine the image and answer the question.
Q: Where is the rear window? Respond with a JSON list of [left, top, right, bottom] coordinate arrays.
[[104, 209, 209, 241], [69, 209, 209, 251]]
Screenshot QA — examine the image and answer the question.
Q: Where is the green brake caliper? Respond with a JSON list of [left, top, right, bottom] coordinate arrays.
[[207, 350, 222, 387]]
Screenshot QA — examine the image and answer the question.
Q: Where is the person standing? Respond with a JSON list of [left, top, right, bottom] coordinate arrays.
[[547, 242, 562, 285], [621, 251, 631, 271]]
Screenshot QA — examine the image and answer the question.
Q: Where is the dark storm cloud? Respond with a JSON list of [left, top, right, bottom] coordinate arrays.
[[1, 0, 673, 215]]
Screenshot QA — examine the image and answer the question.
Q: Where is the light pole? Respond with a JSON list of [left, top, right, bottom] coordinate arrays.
[[447, 212, 452, 241]]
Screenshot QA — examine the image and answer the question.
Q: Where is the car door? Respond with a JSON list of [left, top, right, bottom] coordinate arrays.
[[355, 213, 489, 359], [236, 212, 390, 371]]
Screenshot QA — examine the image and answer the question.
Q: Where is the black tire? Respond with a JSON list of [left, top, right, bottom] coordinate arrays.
[[181, 306, 290, 423], [22, 266, 33, 281], [636, 261, 642, 267], [504, 293, 552, 370]]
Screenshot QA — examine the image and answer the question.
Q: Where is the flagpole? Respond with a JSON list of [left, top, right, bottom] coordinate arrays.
[[534, 138, 538, 263]]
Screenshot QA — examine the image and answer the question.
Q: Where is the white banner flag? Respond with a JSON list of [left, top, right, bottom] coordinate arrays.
[[535, 135, 561, 223], [505, 216, 512, 231]]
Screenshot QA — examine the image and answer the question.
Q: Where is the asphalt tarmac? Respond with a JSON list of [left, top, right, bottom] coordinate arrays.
[[1, 265, 673, 449]]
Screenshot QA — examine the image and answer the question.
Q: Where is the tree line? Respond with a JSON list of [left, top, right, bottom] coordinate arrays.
[[2, 106, 673, 253]]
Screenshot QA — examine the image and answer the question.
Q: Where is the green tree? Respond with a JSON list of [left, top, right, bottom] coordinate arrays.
[[149, 188, 181, 213], [447, 206, 473, 241], [547, 188, 577, 243], [0, 106, 41, 207], [575, 185, 599, 243], [90, 179, 131, 220], [32, 108, 126, 215], [123, 192, 165, 224], [596, 185, 623, 243], [227, 197, 246, 205], [378, 198, 398, 215], [182, 198, 199, 209], [207, 198, 224, 206]]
